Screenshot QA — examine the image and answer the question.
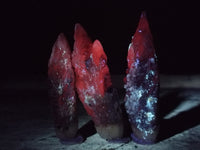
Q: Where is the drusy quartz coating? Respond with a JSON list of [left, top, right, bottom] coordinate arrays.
[[124, 12, 159, 144]]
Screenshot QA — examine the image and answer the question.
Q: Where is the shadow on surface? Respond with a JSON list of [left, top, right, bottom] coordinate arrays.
[[76, 103, 132, 141], [78, 88, 200, 142], [158, 88, 200, 141], [76, 120, 96, 141]]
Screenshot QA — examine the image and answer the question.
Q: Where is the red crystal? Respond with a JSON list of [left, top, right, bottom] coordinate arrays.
[[127, 12, 154, 71], [72, 24, 111, 118], [72, 24, 123, 139], [124, 12, 159, 144], [48, 33, 78, 140]]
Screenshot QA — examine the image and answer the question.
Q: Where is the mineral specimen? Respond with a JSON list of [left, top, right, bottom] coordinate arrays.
[[72, 23, 124, 140], [48, 33, 80, 142], [124, 12, 159, 144]]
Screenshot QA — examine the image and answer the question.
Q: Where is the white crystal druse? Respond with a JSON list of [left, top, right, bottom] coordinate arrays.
[[124, 56, 159, 140]]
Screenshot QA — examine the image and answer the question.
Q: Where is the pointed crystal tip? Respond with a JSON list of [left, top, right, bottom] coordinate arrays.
[[75, 23, 81, 31], [57, 33, 65, 39], [74, 23, 87, 36], [140, 11, 147, 18]]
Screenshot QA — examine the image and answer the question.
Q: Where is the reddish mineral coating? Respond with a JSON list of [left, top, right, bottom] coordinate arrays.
[[48, 33, 77, 139], [124, 12, 159, 144], [127, 12, 154, 71], [72, 24, 122, 128]]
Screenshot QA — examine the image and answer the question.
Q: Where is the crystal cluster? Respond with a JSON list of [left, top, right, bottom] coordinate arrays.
[[48, 12, 160, 144], [48, 33, 78, 141], [124, 12, 159, 144], [72, 24, 124, 140]]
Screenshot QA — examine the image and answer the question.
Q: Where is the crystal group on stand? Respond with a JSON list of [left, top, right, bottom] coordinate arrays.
[[124, 12, 159, 144], [72, 23, 124, 140], [48, 33, 80, 143]]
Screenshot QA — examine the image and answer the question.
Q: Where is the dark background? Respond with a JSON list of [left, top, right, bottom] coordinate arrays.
[[1, 0, 200, 81], [1, 2, 200, 148]]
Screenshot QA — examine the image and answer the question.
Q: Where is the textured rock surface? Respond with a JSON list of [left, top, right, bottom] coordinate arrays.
[[72, 24, 123, 139], [1, 75, 200, 150], [48, 33, 78, 140], [124, 12, 159, 144]]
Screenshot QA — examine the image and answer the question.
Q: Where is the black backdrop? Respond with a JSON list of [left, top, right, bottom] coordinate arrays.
[[1, 0, 200, 80]]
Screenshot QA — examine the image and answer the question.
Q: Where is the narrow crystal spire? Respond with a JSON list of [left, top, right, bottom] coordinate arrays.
[[124, 12, 159, 144], [48, 33, 79, 142]]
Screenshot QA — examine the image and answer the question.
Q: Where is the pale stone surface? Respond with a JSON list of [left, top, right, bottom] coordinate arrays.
[[0, 75, 200, 150]]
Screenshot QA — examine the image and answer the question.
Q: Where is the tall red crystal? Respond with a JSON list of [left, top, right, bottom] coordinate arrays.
[[48, 33, 78, 140], [72, 24, 123, 140], [124, 12, 159, 144]]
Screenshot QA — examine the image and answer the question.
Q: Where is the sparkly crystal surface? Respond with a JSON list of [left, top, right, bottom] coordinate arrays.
[[72, 24, 122, 126], [48, 33, 77, 138], [124, 12, 159, 144]]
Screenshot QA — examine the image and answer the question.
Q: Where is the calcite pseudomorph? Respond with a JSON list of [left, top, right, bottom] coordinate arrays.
[[48, 33, 78, 141], [72, 23, 124, 140], [124, 12, 159, 144]]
